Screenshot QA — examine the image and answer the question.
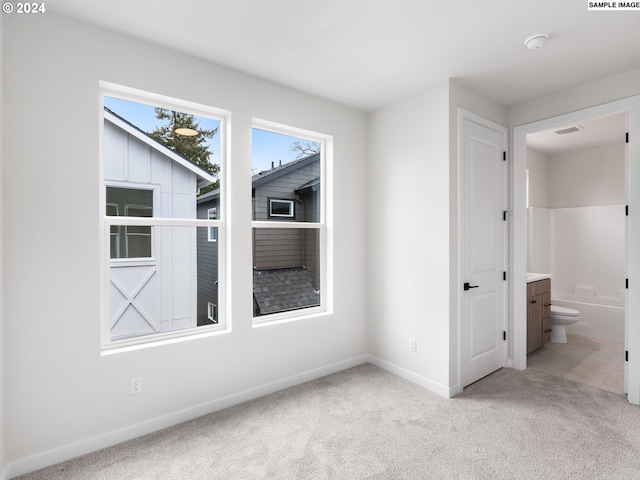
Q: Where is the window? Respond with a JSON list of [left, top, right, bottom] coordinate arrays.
[[252, 123, 329, 323], [268, 199, 295, 218], [207, 302, 218, 323], [106, 187, 153, 258], [208, 208, 217, 241], [101, 85, 226, 349]]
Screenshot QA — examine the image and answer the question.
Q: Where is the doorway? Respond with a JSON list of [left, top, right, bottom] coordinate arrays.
[[524, 113, 626, 394], [512, 96, 640, 405]]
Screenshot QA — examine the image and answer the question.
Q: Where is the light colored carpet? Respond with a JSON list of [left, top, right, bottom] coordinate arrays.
[[14, 364, 640, 479]]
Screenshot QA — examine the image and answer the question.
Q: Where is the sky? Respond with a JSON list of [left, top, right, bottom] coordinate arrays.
[[104, 96, 316, 175]]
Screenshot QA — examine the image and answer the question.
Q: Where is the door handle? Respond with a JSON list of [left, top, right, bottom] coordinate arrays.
[[530, 300, 537, 304], [463, 282, 479, 291]]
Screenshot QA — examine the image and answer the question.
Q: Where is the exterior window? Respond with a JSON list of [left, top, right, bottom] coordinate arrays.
[[251, 124, 329, 323], [207, 302, 218, 323], [208, 208, 217, 241], [102, 88, 225, 349], [269, 199, 295, 218], [106, 187, 153, 258]]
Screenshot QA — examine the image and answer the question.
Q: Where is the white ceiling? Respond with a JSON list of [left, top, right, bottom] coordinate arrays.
[[527, 113, 627, 154], [48, 0, 640, 112]]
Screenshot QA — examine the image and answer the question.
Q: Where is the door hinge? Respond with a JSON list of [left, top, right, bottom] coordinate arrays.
[[503, 271, 507, 281], [626, 351, 629, 362], [626, 205, 629, 216], [626, 132, 629, 144], [503, 211, 508, 221], [503, 151, 506, 161], [503, 331, 506, 341], [626, 278, 629, 289]]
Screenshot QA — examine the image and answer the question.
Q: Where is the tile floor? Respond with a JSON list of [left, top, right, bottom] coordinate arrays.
[[527, 334, 625, 395]]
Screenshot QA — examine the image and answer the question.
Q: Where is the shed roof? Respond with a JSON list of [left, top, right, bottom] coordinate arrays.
[[253, 268, 320, 315]]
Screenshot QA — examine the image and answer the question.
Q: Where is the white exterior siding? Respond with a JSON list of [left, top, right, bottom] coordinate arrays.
[[104, 118, 198, 338]]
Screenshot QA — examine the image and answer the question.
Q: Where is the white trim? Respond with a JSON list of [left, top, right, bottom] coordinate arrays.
[[99, 85, 230, 353], [268, 198, 295, 218], [250, 119, 332, 325], [6, 355, 368, 479], [512, 95, 640, 405], [367, 355, 455, 398], [252, 220, 321, 230], [207, 302, 217, 322]]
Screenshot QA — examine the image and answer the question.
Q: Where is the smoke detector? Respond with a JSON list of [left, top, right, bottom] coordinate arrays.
[[524, 33, 549, 49]]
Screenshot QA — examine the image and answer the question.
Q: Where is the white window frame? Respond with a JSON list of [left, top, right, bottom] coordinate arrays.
[[208, 207, 217, 242], [207, 302, 217, 323], [251, 119, 333, 326], [268, 198, 295, 218], [100, 82, 230, 354]]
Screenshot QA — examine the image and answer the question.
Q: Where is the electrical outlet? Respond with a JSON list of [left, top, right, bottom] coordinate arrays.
[[130, 377, 142, 395], [409, 338, 417, 352]]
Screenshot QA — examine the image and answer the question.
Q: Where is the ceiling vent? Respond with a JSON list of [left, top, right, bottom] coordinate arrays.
[[555, 125, 584, 135]]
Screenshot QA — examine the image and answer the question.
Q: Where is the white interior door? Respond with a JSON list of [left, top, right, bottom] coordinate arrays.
[[461, 114, 508, 388]]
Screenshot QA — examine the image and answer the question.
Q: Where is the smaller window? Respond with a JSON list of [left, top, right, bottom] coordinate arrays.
[[208, 207, 217, 241], [207, 302, 218, 323], [106, 187, 153, 258], [269, 199, 295, 218]]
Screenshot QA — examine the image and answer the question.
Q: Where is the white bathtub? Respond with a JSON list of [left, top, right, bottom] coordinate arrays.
[[552, 295, 625, 344]]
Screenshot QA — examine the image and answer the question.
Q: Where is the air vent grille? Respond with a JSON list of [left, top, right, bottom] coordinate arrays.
[[555, 125, 584, 135]]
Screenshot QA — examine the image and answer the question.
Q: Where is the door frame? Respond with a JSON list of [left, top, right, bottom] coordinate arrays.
[[512, 95, 640, 405], [457, 109, 509, 391]]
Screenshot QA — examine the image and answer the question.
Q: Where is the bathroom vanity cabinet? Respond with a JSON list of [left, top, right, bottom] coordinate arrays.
[[527, 278, 551, 353]]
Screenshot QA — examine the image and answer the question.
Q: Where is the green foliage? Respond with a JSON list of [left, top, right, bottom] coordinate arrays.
[[149, 108, 219, 192]]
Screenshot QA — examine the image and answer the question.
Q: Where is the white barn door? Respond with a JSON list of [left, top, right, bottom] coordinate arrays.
[[461, 113, 508, 388], [110, 261, 160, 339]]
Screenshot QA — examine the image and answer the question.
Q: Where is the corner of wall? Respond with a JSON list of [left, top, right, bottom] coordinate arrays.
[[0, 11, 6, 480]]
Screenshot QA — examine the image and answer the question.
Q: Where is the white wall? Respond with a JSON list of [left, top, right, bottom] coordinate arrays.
[[368, 81, 451, 393], [528, 143, 626, 299], [3, 13, 368, 475], [548, 143, 626, 208], [551, 205, 625, 303], [526, 147, 550, 208], [367, 79, 507, 395]]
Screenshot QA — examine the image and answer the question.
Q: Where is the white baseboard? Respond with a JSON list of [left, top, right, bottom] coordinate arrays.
[[366, 355, 454, 398], [7, 355, 369, 479]]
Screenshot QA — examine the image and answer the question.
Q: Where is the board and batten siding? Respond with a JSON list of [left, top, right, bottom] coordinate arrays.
[[104, 119, 198, 337]]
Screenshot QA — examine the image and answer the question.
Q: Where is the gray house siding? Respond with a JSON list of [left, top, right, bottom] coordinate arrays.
[[196, 198, 219, 326], [252, 160, 320, 271], [197, 153, 320, 318]]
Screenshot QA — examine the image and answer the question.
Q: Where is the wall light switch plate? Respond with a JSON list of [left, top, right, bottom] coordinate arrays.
[[409, 338, 417, 352]]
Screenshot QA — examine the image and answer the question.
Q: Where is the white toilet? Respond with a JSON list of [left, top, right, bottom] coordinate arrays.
[[550, 305, 580, 343]]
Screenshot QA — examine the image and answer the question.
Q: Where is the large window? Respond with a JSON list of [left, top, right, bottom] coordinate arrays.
[[101, 85, 226, 350], [251, 123, 329, 323]]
